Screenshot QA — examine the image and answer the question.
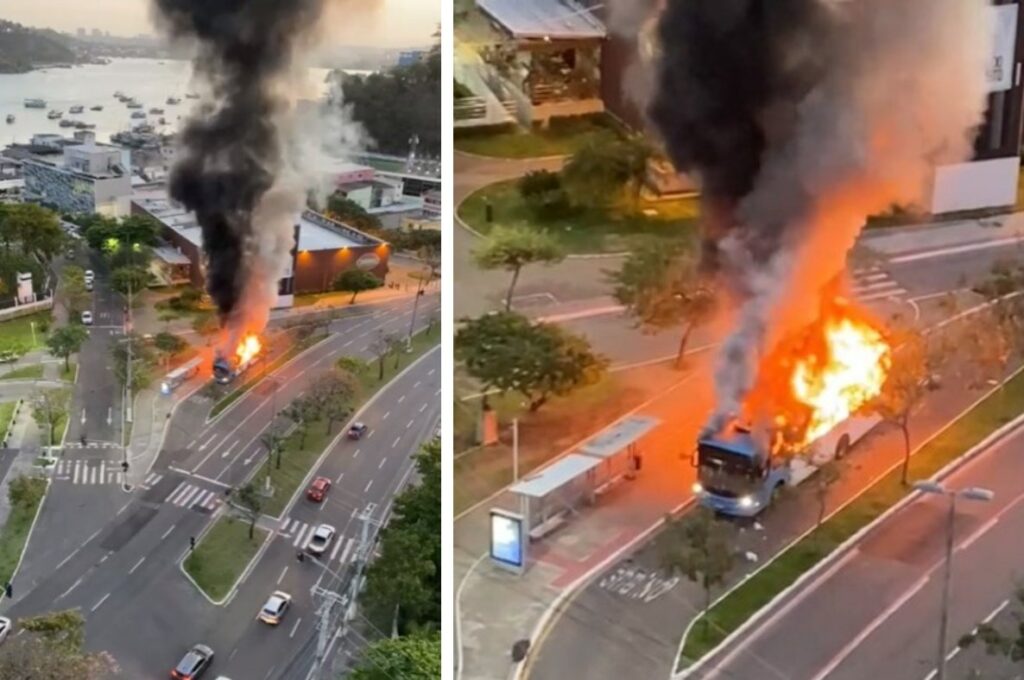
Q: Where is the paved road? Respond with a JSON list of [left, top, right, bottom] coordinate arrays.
[[5, 293, 439, 678], [695, 424, 1024, 680]]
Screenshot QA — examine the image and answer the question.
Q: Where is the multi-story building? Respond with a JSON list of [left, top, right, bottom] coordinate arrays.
[[132, 189, 391, 304], [20, 133, 132, 216]]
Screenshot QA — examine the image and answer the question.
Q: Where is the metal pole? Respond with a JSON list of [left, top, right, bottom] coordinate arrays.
[[406, 271, 425, 351], [936, 494, 956, 680], [123, 274, 132, 488], [512, 418, 519, 482]]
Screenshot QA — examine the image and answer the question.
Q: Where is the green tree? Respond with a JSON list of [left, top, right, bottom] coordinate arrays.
[[191, 313, 219, 338], [235, 483, 262, 540], [307, 368, 358, 434], [31, 389, 69, 447], [661, 508, 736, 637], [370, 330, 397, 382], [873, 330, 931, 485], [362, 440, 441, 634], [0, 609, 117, 678], [325, 195, 382, 232], [282, 402, 309, 448], [610, 243, 715, 369], [350, 634, 441, 680], [473, 226, 565, 311], [561, 137, 651, 210], [518, 170, 572, 221], [455, 312, 608, 412], [60, 265, 90, 316], [110, 334, 155, 392], [152, 332, 186, 366], [8, 475, 45, 510], [109, 266, 150, 296], [0, 203, 63, 260], [261, 430, 285, 470], [80, 214, 120, 250], [46, 325, 88, 371], [333, 269, 383, 304]]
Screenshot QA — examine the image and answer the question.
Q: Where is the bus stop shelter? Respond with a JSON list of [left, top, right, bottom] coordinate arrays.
[[579, 415, 660, 494], [509, 453, 601, 542]]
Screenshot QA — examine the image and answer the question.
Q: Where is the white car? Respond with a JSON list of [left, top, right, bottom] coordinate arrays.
[[83, 269, 94, 282], [80, 311, 93, 325], [306, 524, 336, 555], [258, 591, 291, 625], [0, 617, 11, 645]]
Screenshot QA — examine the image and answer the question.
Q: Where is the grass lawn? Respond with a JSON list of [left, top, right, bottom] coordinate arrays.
[[184, 516, 268, 602], [0, 402, 15, 440], [455, 121, 621, 159], [680, 367, 1024, 664], [458, 178, 701, 254], [0, 365, 43, 381], [254, 324, 441, 518], [0, 312, 50, 355], [59, 360, 76, 383], [208, 331, 329, 419], [0, 476, 46, 586]]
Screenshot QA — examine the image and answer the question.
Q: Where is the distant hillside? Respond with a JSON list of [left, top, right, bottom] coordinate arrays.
[[0, 20, 77, 73]]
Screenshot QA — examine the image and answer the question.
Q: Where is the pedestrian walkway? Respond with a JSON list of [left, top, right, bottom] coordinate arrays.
[[850, 265, 906, 302], [163, 479, 222, 512], [277, 517, 359, 570], [0, 401, 43, 531], [52, 458, 123, 485]]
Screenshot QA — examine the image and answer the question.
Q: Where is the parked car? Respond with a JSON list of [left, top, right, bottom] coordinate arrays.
[[81, 311, 93, 325], [84, 269, 94, 282], [306, 524, 336, 555], [85, 279, 93, 292], [306, 476, 331, 503], [258, 591, 292, 625], [170, 643, 214, 679], [347, 422, 368, 440]]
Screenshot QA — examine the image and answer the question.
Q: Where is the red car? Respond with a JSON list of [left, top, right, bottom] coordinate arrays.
[[306, 476, 331, 503]]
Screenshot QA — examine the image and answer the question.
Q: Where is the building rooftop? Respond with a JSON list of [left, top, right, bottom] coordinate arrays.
[[477, 0, 606, 40], [133, 192, 384, 253]]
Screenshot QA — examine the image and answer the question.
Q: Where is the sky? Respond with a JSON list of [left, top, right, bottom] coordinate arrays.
[[0, 0, 439, 47]]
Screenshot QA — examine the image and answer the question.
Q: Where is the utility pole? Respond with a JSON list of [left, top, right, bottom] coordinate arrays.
[[406, 270, 426, 351], [308, 505, 375, 680], [122, 272, 133, 491]]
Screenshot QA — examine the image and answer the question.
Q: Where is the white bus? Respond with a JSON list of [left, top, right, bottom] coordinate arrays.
[[161, 357, 203, 395]]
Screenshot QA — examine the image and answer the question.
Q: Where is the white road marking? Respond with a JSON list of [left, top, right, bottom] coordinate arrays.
[[58, 577, 83, 600], [330, 538, 343, 561], [198, 434, 217, 450], [382, 411, 390, 420], [80, 408, 86, 425], [293, 525, 311, 548], [289, 618, 301, 638], [220, 439, 240, 459], [277, 566, 288, 585], [413, 381, 421, 388], [335, 471, 345, 484], [337, 538, 355, 565], [129, 557, 145, 575], [392, 437, 401, 448], [91, 593, 110, 612], [364, 480, 373, 493], [397, 395, 405, 403], [106, 407, 112, 425], [55, 548, 79, 571], [378, 457, 387, 469], [407, 419, 414, 429], [427, 369, 435, 376], [353, 449, 360, 459], [161, 524, 176, 540]]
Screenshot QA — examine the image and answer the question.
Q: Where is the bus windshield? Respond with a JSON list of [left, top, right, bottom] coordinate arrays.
[[697, 443, 762, 497]]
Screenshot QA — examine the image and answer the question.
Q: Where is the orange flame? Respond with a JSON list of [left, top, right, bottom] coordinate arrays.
[[743, 297, 891, 449], [791, 313, 890, 443], [236, 334, 262, 365]]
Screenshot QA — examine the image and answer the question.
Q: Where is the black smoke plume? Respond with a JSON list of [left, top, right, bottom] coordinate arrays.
[[153, 0, 327, 324], [648, 0, 989, 430]]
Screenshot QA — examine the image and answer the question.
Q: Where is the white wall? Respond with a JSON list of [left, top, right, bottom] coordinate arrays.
[[930, 156, 1020, 214]]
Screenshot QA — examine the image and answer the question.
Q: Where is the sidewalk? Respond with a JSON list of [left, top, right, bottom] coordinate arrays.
[[862, 211, 1024, 257], [0, 401, 42, 531]]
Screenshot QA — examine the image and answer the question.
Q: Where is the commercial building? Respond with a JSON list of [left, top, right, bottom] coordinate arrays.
[[17, 132, 132, 216], [132, 190, 390, 303]]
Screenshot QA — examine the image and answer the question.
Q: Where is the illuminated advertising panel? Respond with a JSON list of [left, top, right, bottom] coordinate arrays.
[[489, 509, 525, 572]]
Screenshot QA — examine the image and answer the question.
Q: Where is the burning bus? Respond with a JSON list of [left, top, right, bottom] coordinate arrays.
[[213, 334, 263, 385], [692, 298, 891, 517]]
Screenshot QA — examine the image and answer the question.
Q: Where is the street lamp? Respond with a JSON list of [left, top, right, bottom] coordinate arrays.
[[912, 481, 995, 680]]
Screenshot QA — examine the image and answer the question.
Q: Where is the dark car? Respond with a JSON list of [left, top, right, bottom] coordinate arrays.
[[306, 476, 331, 503], [170, 643, 214, 679], [347, 422, 368, 440]]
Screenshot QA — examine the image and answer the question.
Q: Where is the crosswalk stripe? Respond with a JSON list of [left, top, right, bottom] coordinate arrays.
[[293, 524, 311, 548], [167, 482, 188, 504], [854, 279, 902, 293], [330, 536, 343, 561], [337, 538, 354, 566], [859, 287, 908, 302], [194, 490, 212, 508], [177, 486, 200, 507]]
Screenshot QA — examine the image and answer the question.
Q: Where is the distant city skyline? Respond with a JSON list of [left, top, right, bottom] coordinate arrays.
[[0, 0, 439, 47]]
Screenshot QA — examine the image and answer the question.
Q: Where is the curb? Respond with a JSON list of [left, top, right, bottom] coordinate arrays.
[[673, 365, 1024, 679], [5, 476, 51, 598], [177, 507, 274, 607]]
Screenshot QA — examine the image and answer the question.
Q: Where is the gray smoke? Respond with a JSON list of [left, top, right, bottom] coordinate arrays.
[[649, 0, 990, 432]]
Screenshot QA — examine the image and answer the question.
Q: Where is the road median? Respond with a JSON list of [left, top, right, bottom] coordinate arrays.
[[182, 515, 270, 604], [677, 365, 1024, 672], [0, 475, 48, 587]]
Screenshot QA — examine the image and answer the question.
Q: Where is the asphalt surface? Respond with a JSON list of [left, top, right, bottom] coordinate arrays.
[[695, 424, 1024, 680], [5, 292, 439, 678]]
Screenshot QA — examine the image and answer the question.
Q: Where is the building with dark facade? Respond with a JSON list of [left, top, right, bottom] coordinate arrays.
[[132, 190, 390, 305]]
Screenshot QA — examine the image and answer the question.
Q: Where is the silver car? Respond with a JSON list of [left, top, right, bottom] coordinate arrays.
[[306, 524, 336, 555]]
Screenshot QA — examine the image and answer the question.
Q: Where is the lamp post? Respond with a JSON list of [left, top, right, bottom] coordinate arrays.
[[912, 481, 995, 680]]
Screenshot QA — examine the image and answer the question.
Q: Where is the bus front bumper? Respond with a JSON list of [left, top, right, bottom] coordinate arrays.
[[693, 486, 764, 517]]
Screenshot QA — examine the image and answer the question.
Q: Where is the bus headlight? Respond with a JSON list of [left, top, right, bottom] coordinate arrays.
[[738, 495, 755, 508], [692, 482, 703, 494]]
